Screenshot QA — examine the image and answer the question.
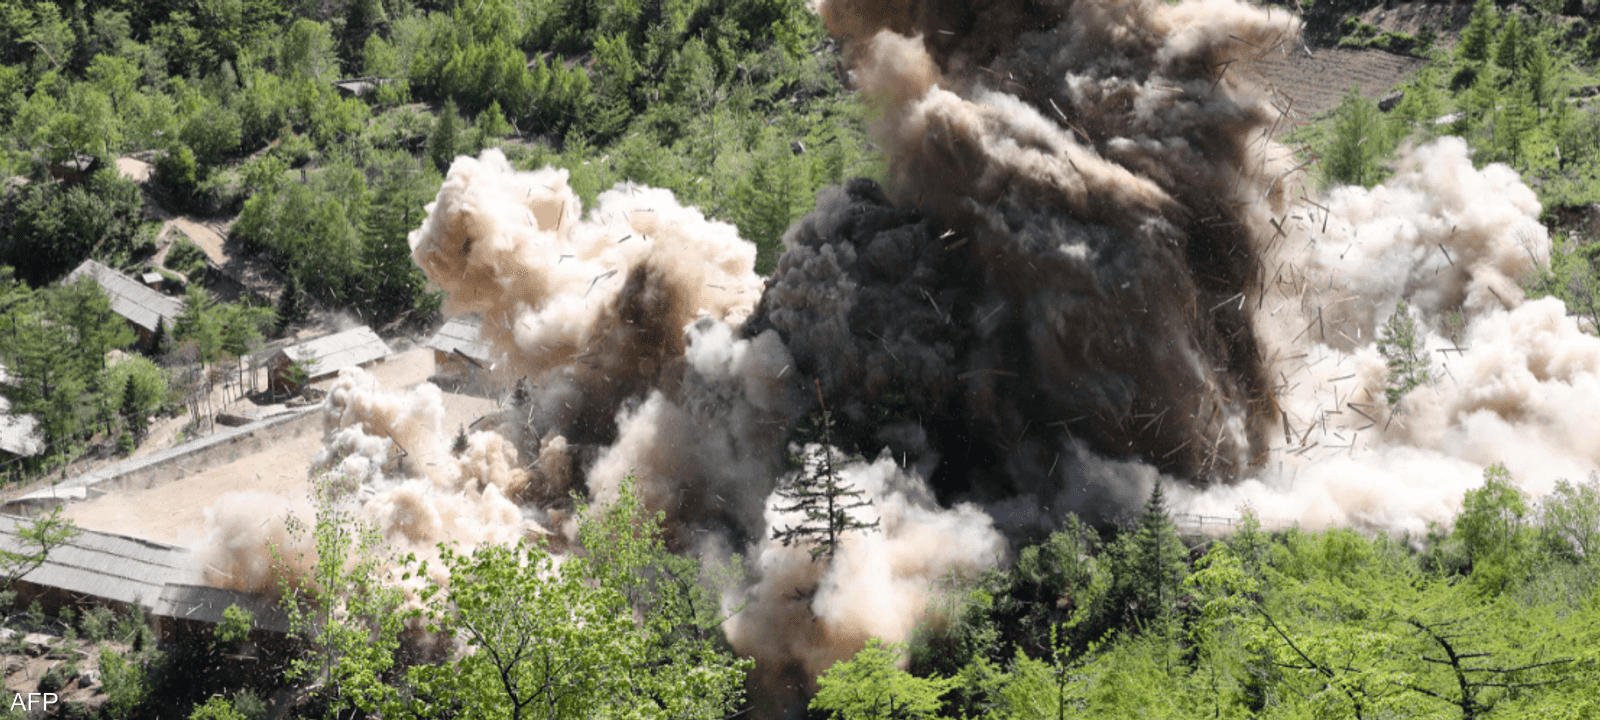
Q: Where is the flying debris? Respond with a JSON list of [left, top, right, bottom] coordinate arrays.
[[193, 0, 1600, 715]]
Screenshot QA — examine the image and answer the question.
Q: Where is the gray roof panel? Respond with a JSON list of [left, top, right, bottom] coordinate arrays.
[[63, 260, 185, 333], [422, 316, 492, 364], [276, 326, 392, 379]]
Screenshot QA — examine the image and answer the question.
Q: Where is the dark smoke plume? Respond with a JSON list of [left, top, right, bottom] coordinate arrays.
[[745, 0, 1303, 530], [194, 0, 1593, 714]]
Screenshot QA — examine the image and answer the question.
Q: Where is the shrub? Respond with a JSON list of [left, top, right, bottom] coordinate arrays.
[[38, 661, 76, 694], [80, 606, 115, 642], [166, 236, 209, 279], [156, 144, 199, 199]]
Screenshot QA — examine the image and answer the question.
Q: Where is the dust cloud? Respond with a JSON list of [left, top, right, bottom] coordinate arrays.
[[1175, 137, 1594, 536], [189, 0, 1600, 709]]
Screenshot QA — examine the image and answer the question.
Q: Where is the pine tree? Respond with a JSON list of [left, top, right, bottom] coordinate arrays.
[[1131, 481, 1188, 627], [1457, 0, 1498, 65], [771, 385, 880, 562], [120, 375, 144, 439], [150, 318, 167, 356], [51, 276, 134, 375], [1325, 87, 1389, 188], [275, 272, 305, 335], [1494, 15, 1525, 80], [428, 98, 461, 174], [1377, 299, 1433, 405]]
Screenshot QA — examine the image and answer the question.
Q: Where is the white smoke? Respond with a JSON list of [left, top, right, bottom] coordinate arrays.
[[1174, 138, 1593, 535]]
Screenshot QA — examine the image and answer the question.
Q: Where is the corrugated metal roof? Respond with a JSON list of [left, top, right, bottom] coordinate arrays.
[[152, 584, 291, 633], [423, 316, 492, 364], [275, 326, 392, 379], [63, 260, 185, 333], [0, 515, 202, 608], [0, 396, 43, 457]]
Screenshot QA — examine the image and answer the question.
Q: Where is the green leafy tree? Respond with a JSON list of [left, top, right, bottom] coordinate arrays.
[[216, 603, 254, 644], [281, 18, 338, 81], [99, 647, 153, 720], [730, 131, 809, 274], [1377, 299, 1432, 406], [356, 152, 440, 320], [235, 170, 366, 300], [0, 507, 81, 589], [405, 540, 640, 720], [811, 639, 955, 720], [158, 144, 200, 199], [1536, 476, 1600, 564], [189, 696, 246, 720], [1455, 464, 1532, 593], [174, 285, 225, 362], [110, 354, 169, 438], [572, 476, 752, 718], [180, 103, 244, 168], [1396, 601, 1582, 720], [273, 477, 411, 717], [0, 169, 151, 283], [37, 83, 120, 163]]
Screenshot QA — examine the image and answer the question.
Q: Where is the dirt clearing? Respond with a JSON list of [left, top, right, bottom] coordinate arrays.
[[62, 349, 501, 546]]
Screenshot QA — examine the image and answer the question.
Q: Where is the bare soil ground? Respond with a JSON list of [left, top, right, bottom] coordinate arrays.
[[143, 208, 287, 305], [114, 156, 152, 183], [61, 349, 500, 546], [1239, 1, 1484, 138], [1246, 45, 1427, 137], [3, 635, 125, 710]]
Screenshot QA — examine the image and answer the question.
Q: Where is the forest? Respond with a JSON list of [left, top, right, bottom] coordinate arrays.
[[0, 0, 871, 475], [0, 0, 1599, 717]]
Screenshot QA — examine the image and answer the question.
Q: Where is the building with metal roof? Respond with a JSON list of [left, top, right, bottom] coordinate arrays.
[[0, 515, 290, 637], [63, 259, 185, 343], [423, 316, 492, 380], [331, 77, 391, 98], [153, 584, 290, 634], [268, 326, 392, 395], [0, 514, 201, 609]]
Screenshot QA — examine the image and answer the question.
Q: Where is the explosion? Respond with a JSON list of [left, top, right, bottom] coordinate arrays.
[[196, 0, 1600, 711]]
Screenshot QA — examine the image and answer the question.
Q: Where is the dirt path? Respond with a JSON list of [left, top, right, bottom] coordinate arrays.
[[157, 216, 231, 266], [115, 156, 153, 183]]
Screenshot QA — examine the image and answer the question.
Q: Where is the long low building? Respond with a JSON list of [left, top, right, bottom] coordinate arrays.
[[63, 259, 185, 346], [0, 515, 288, 636], [267, 326, 392, 395]]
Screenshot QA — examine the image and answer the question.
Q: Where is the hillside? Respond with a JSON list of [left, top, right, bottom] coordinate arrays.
[[2, 0, 1600, 718]]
